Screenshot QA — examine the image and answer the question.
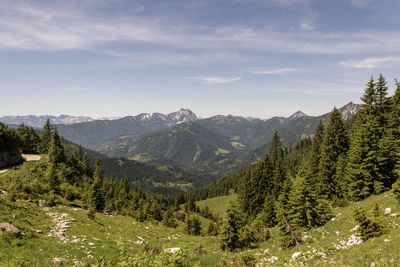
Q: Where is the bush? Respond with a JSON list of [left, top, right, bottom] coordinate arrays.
[[185, 215, 201, 235]]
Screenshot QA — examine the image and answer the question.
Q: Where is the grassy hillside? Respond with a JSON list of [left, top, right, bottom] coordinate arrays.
[[2, 159, 400, 267], [196, 194, 237, 217]]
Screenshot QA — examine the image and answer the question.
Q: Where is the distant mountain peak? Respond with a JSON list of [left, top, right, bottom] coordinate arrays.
[[167, 108, 197, 125], [339, 102, 359, 120], [289, 111, 308, 119]]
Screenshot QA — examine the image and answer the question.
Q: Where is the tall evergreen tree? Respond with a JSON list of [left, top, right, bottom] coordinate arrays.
[[269, 131, 288, 198], [346, 76, 395, 200], [48, 128, 66, 165], [39, 119, 52, 153], [220, 202, 244, 251], [391, 80, 400, 178], [318, 108, 349, 199], [90, 158, 105, 212], [309, 121, 324, 177], [288, 161, 321, 228]]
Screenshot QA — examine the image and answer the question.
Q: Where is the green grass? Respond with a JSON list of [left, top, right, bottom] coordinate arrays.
[[2, 161, 400, 266], [196, 194, 237, 217]]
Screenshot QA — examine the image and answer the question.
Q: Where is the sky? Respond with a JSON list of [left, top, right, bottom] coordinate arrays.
[[1, 0, 400, 119]]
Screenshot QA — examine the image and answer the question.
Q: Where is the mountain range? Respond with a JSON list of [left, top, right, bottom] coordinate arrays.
[[0, 114, 97, 128], [2, 103, 359, 185], [94, 102, 359, 177]]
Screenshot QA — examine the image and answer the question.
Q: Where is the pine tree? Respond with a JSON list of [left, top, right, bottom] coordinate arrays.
[[48, 128, 66, 165], [220, 202, 244, 251], [47, 162, 60, 194], [310, 121, 324, 177], [16, 124, 40, 154], [353, 206, 383, 241], [288, 162, 321, 228], [393, 80, 400, 177], [162, 209, 178, 228], [89, 159, 105, 212], [392, 180, 400, 206], [185, 215, 202, 235], [318, 108, 349, 199], [206, 221, 218, 236], [40, 119, 52, 153], [269, 131, 288, 197], [276, 202, 301, 248], [346, 76, 394, 200]]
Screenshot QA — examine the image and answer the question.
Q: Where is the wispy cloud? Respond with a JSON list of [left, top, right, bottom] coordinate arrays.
[[250, 68, 299, 74], [350, 0, 375, 8], [1, 1, 400, 57], [186, 76, 242, 84], [340, 56, 400, 69]]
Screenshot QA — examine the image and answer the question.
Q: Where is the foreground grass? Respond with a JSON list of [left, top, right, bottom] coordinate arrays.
[[2, 163, 400, 266]]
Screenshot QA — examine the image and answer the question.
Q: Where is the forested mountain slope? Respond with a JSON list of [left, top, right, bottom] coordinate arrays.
[[95, 102, 358, 177]]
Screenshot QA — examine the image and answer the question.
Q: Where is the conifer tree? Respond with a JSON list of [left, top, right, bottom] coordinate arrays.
[[269, 131, 288, 197], [48, 128, 66, 165], [392, 180, 400, 206], [89, 159, 105, 212], [353, 206, 383, 241], [16, 124, 40, 154], [276, 202, 301, 248], [346, 76, 394, 200], [162, 208, 178, 228], [288, 162, 321, 228], [40, 119, 52, 153], [318, 108, 349, 199], [220, 202, 244, 251], [47, 162, 60, 194], [185, 215, 202, 235], [310, 121, 324, 177]]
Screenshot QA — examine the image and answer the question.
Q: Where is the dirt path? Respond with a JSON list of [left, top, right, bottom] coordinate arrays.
[[22, 154, 41, 162], [0, 154, 41, 174]]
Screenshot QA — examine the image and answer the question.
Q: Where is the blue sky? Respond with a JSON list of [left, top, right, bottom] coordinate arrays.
[[1, 0, 400, 119]]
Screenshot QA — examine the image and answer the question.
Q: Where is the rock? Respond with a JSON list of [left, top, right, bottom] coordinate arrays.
[[73, 261, 83, 267], [52, 258, 67, 265], [0, 222, 20, 236], [165, 247, 180, 253], [334, 234, 363, 250], [0, 190, 8, 196], [88, 242, 95, 246], [292, 252, 303, 259], [350, 225, 359, 232], [384, 239, 390, 242], [385, 208, 392, 215], [35, 229, 42, 233]]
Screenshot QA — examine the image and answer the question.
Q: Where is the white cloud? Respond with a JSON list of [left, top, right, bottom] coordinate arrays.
[[187, 76, 242, 84], [340, 56, 400, 69], [250, 68, 299, 74], [1, 0, 400, 59]]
